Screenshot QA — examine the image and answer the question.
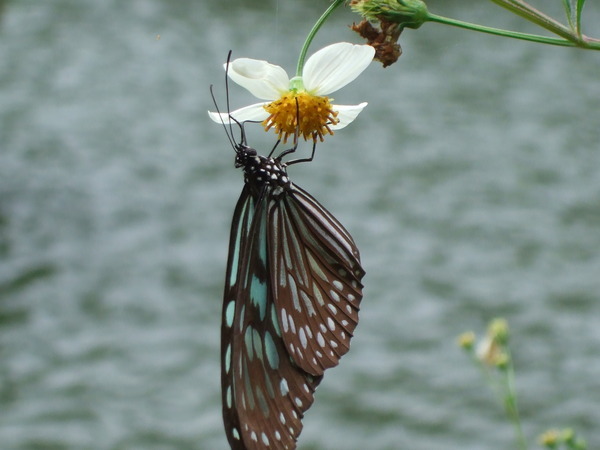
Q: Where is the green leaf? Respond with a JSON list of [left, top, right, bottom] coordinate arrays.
[[564, 0, 586, 35], [562, 0, 573, 29], [576, 0, 586, 36]]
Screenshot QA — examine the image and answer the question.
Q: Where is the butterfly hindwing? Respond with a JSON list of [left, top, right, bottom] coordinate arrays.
[[222, 185, 255, 447]]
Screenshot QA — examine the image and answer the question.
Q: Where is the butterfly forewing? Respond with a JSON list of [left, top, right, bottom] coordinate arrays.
[[270, 186, 364, 376]]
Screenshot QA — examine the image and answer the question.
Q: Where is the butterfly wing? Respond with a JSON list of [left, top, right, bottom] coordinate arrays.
[[270, 184, 365, 377], [222, 185, 323, 450]]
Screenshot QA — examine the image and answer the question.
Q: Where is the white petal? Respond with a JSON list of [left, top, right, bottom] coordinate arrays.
[[226, 58, 289, 100], [208, 102, 269, 125], [303, 43, 374, 95], [330, 103, 368, 130]]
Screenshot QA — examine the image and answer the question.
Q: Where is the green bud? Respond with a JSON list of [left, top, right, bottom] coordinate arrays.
[[538, 429, 559, 448], [494, 352, 510, 370], [289, 76, 305, 93], [562, 428, 576, 444], [350, 0, 429, 30], [457, 331, 476, 351], [561, 429, 587, 450], [488, 318, 509, 345]]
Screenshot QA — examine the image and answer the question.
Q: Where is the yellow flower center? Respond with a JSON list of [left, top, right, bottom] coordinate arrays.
[[262, 91, 339, 142]]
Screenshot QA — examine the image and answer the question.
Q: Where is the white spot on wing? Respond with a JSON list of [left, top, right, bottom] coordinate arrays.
[[317, 333, 325, 347], [281, 308, 289, 333], [304, 325, 313, 339], [225, 301, 235, 327], [300, 290, 316, 316], [327, 317, 335, 331], [313, 285, 325, 306], [225, 344, 231, 373], [299, 327, 308, 349], [288, 274, 301, 312]]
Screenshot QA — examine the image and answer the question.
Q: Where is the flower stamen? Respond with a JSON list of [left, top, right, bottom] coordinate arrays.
[[262, 91, 339, 142]]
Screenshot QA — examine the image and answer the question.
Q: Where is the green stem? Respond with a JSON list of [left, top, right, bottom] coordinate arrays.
[[503, 352, 528, 450], [427, 13, 600, 49], [471, 351, 527, 450], [489, 0, 575, 42], [296, 0, 345, 77]]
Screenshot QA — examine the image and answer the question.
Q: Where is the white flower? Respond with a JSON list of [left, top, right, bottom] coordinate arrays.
[[209, 42, 375, 141]]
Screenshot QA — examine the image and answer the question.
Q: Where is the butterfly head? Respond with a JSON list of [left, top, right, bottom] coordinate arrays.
[[234, 143, 257, 168]]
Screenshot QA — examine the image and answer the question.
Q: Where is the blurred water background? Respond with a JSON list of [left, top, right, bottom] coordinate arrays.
[[1, 0, 599, 449]]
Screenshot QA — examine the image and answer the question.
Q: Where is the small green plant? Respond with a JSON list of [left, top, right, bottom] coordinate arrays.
[[538, 428, 587, 449], [458, 319, 588, 450]]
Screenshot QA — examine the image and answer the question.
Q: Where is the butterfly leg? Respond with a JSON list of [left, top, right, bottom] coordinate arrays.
[[274, 97, 318, 165], [274, 141, 299, 161], [275, 97, 308, 162], [267, 138, 282, 158], [284, 138, 316, 166]]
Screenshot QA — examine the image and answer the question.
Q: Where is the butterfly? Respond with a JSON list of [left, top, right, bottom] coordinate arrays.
[[212, 56, 365, 449]]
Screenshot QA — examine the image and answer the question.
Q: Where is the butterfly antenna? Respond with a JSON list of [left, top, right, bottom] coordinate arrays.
[[210, 84, 236, 150], [223, 51, 271, 149], [224, 50, 247, 147]]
